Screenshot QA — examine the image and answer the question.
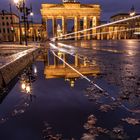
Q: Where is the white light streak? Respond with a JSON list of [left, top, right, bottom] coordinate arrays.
[[63, 27, 140, 40], [50, 43, 140, 114], [51, 15, 140, 40], [50, 43, 104, 91]]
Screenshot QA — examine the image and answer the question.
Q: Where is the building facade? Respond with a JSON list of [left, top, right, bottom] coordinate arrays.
[[0, 11, 46, 43], [0, 12, 19, 42], [41, 0, 101, 40], [97, 13, 140, 40], [13, 22, 46, 43]]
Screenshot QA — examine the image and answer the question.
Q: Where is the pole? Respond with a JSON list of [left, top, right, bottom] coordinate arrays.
[[31, 17, 34, 41], [9, 3, 14, 42], [23, 0, 28, 46], [19, 15, 22, 44], [30, 4, 34, 41]]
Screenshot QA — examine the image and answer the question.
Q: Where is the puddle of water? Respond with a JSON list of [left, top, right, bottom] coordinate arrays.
[[0, 40, 140, 140]]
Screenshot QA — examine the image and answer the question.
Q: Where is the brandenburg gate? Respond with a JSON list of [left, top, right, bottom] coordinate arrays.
[[40, 0, 101, 40]]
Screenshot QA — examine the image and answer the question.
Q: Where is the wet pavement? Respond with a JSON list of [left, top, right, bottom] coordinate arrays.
[[0, 44, 40, 67], [0, 40, 140, 140]]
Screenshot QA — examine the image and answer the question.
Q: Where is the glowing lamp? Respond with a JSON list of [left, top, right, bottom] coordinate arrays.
[[21, 82, 26, 90]]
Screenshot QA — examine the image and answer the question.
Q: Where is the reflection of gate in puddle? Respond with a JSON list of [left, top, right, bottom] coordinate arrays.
[[43, 51, 100, 86]]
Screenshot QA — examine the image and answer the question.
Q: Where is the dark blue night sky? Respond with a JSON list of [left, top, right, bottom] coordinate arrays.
[[0, 0, 140, 22]]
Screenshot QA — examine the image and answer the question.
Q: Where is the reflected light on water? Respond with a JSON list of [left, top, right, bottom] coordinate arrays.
[[33, 66, 38, 75], [21, 82, 26, 90], [26, 85, 31, 94], [127, 50, 135, 56]]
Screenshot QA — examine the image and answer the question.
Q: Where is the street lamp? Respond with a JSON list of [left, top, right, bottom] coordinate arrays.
[[30, 12, 34, 16], [130, 5, 136, 17], [14, 0, 33, 46], [14, 0, 19, 4], [29, 5, 34, 41], [129, 5, 136, 39], [130, 12, 136, 17]]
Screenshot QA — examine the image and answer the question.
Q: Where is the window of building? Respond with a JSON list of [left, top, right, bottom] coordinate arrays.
[[2, 22, 5, 26], [3, 28, 6, 33], [7, 22, 9, 26], [2, 17, 4, 20], [6, 17, 8, 20], [0, 29, 1, 33], [7, 28, 10, 33]]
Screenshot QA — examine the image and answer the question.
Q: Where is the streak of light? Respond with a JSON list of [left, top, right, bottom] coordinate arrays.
[[57, 42, 138, 57], [58, 43, 76, 49], [57, 42, 124, 55], [50, 43, 140, 114], [62, 27, 140, 40], [51, 15, 140, 40], [50, 43, 76, 56], [50, 43, 104, 91]]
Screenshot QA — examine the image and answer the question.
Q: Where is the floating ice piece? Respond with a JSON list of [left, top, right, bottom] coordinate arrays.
[[0, 118, 8, 124], [12, 109, 25, 116], [113, 126, 124, 134], [99, 104, 113, 112], [81, 133, 96, 140], [122, 118, 140, 125]]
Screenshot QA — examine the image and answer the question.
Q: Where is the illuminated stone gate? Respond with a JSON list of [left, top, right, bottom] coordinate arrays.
[[40, 0, 101, 40]]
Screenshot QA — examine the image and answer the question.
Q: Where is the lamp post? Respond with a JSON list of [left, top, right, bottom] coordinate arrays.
[[14, 0, 32, 46], [129, 5, 136, 39], [30, 5, 34, 42], [9, 3, 15, 42]]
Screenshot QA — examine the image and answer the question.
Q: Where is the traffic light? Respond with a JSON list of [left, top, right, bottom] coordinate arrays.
[[19, 7, 23, 13], [26, 8, 31, 16]]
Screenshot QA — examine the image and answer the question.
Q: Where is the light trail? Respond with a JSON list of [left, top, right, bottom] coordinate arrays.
[[58, 42, 76, 50], [51, 15, 140, 40], [58, 42, 138, 57], [50, 43, 140, 114], [50, 43, 76, 56], [50, 43, 104, 91], [61, 27, 140, 40], [57, 42, 126, 56]]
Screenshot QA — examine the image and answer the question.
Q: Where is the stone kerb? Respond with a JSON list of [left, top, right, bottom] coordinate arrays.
[[0, 48, 41, 91]]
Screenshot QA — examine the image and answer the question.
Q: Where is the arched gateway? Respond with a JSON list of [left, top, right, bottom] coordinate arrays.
[[40, 0, 101, 40]]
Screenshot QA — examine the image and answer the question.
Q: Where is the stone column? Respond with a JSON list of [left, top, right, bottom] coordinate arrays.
[[45, 18, 48, 39], [124, 29, 127, 39], [74, 16, 80, 40], [62, 16, 67, 37], [92, 17, 97, 39], [16, 28, 20, 42], [87, 17, 91, 40], [44, 51, 49, 66], [75, 54, 79, 67], [54, 55, 58, 67], [118, 27, 121, 40], [83, 16, 88, 40], [112, 26, 115, 40], [52, 17, 57, 37], [83, 57, 88, 66], [63, 53, 66, 67]]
